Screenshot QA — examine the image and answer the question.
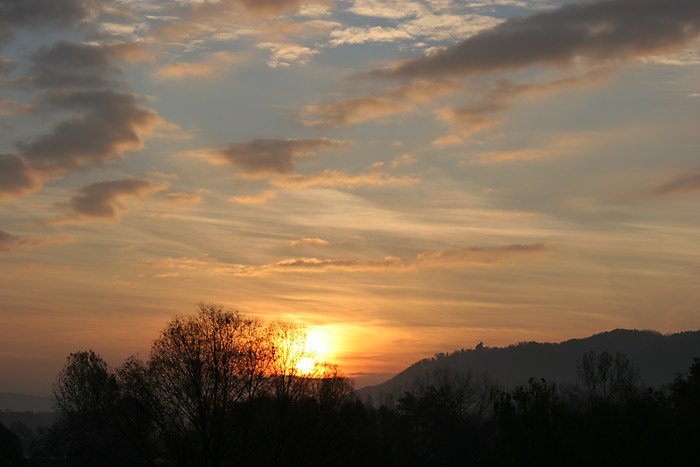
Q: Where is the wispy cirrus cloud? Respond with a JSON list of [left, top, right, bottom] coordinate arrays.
[[51, 179, 166, 224], [294, 96, 413, 127], [433, 70, 609, 137], [289, 237, 330, 247], [468, 133, 594, 164], [647, 170, 700, 196], [229, 190, 277, 204], [0, 99, 34, 116], [269, 169, 419, 188], [163, 191, 204, 208], [187, 138, 352, 178], [139, 242, 548, 277], [373, 0, 700, 79], [0, 230, 70, 252], [154, 51, 242, 79], [294, 80, 459, 128]]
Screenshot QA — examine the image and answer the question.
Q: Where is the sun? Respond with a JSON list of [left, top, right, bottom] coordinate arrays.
[[295, 357, 316, 374], [291, 327, 333, 376]]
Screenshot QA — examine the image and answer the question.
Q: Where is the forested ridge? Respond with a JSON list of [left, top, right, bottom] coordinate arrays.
[[2, 306, 700, 466]]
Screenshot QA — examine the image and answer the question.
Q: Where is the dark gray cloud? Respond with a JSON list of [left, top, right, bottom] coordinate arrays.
[[374, 0, 700, 79], [0, 0, 100, 47], [0, 153, 41, 199], [55, 178, 166, 223], [18, 90, 162, 173], [193, 138, 352, 178], [649, 170, 700, 196], [21, 40, 150, 89]]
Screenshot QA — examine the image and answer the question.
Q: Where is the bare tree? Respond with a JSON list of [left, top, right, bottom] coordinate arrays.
[[577, 351, 642, 409], [147, 304, 277, 467]]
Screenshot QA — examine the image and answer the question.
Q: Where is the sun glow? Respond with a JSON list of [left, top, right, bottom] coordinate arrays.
[[290, 327, 335, 376]]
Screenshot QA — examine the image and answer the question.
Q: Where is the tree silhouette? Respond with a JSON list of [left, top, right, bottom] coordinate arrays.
[[576, 350, 642, 409]]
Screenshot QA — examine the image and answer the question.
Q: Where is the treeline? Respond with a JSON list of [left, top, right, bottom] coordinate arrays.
[[2, 306, 700, 466]]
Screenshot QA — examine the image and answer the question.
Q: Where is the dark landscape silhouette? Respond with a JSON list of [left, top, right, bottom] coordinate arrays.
[[1, 305, 699, 466]]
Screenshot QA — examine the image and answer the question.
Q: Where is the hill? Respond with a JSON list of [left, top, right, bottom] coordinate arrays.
[[358, 329, 700, 405], [0, 393, 53, 412]]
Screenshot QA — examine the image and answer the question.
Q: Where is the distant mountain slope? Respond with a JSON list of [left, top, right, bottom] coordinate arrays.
[[358, 329, 700, 404], [0, 393, 53, 412]]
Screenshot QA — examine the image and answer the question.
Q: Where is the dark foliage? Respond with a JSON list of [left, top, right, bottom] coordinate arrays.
[[27, 309, 700, 466]]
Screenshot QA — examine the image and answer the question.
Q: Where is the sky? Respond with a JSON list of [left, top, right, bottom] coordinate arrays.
[[1, 0, 699, 396]]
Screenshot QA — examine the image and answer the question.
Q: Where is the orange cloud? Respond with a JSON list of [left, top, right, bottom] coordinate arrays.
[[0, 230, 71, 252], [137, 242, 548, 277], [295, 96, 413, 127], [229, 190, 277, 204], [155, 51, 242, 79], [164, 192, 204, 207], [289, 238, 330, 247], [469, 134, 593, 164], [269, 170, 419, 189]]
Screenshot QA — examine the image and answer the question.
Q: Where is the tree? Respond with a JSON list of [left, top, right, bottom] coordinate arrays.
[[0, 421, 26, 467], [50, 304, 353, 467], [146, 304, 279, 466], [576, 351, 642, 409]]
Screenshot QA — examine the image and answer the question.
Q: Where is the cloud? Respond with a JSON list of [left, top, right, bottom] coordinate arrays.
[[269, 169, 419, 188], [138, 242, 548, 277], [265, 242, 548, 273], [648, 170, 700, 196], [256, 42, 319, 67], [294, 96, 413, 127], [229, 190, 277, 204], [391, 153, 415, 167], [347, 0, 423, 19], [416, 243, 548, 266], [329, 26, 413, 46], [289, 237, 330, 247], [52, 178, 166, 223], [18, 90, 163, 174], [386, 79, 460, 102], [431, 134, 463, 148], [332, 1, 501, 46], [154, 51, 241, 79], [271, 256, 409, 272], [434, 104, 505, 136], [23, 40, 151, 89], [293, 80, 459, 128], [0, 0, 100, 47], [373, 0, 700, 79], [469, 133, 592, 164], [0, 153, 42, 200], [434, 70, 609, 136], [188, 138, 351, 178], [0, 230, 69, 252], [0, 99, 34, 117], [164, 192, 204, 207]]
